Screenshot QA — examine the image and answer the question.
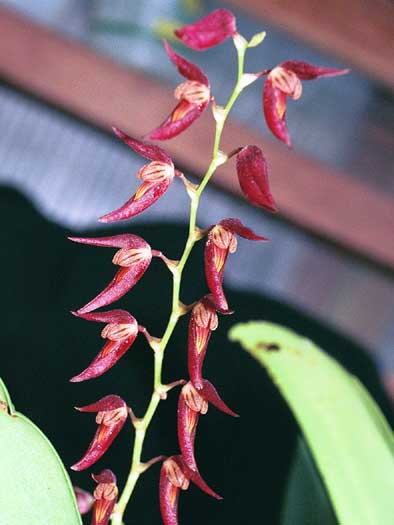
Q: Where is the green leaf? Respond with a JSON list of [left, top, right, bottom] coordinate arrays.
[[0, 377, 82, 525], [0, 376, 14, 413], [282, 437, 337, 525], [229, 322, 394, 525], [247, 31, 266, 48]]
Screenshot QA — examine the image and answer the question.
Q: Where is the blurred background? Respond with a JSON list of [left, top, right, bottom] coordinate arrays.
[[0, 0, 393, 523]]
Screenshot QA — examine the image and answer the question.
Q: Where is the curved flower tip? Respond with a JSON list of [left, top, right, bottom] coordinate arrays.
[[280, 61, 350, 80], [174, 8, 237, 50], [236, 145, 278, 212], [199, 379, 238, 417], [188, 296, 218, 389], [74, 486, 94, 515], [72, 234, 152, 314], [99, 129, 175, 222], [263, 61, 348, 146], [71, 395, 127, 471], [145, 40, 210, 141], [205, 219, 266, 310], [70, 309, 139, 382], [91, 470, 118, 525]]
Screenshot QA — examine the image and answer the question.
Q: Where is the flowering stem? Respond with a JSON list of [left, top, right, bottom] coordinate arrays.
[[110, 41, 247, 525]]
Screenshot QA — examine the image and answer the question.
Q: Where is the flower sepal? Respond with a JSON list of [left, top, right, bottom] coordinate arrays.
[[174, 8, 237, 51], [71, 395, 128, 471]]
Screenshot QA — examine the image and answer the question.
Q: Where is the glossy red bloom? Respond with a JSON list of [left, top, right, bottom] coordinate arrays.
[[74, 486, 94, 515], [188, 295, 226, 389], [69, 234, 152, 314], [178, 381, 237, 472], [99, 128, 175, 222], [160, 455, 222, 525], [236, 145, 277, 212], [205, 218, 267, 310], [70, 309, 140, 382], [71, 395, 128, 471], [91, 470, 118, 525], [263, 61, 349, 147], [146, 40, 210, 140], [160, 456, 189, 525], [174, 8, 237, 50]]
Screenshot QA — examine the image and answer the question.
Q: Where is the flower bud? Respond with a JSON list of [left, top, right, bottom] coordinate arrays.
[[74, 486, 94, 515], [236, 145, 277, 212]]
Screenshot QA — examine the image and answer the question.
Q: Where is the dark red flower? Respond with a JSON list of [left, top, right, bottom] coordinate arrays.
[[178, 380, 237, 472], [146, 40, 210, 140], [174, 8, 237, 50], [99, 128, 175, 222], [91, 470, 118, 525], [205, 219, 267, 310], [71, 395, 128, 471], [187, 295, 232, 389], [74, 486, 94, 515], [263, 61, 349, 146], [160, 455, 222, 524], [236, 145, 277, 212], [160, 456, 190, 525], [69, 234, 152, 314], [70, 309, 140, 382]]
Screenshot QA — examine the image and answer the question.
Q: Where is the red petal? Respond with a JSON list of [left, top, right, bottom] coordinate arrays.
[[146, 100, 206, 141], [70, 337, 136, 382], [199, 379, 238, 417], [92, 469, 117, 484], [163, 40, 209, 85], [72, 397, 127, 471], [112, 127, 172, 164], [174, 8, 237, 50], [280, 61, 349, 80], [204, 234, 228, 311], [71, 308, 135, 325], [263, 77, 291, 147], [68, 233, 147, 250], [76, 394, 126, 413], [160, 463, 181, 525], [99, 177, 173, 222], [219, 218, 268, 240], [181, 460, 222, 500], [76, 254, 152, 315], [177, 394, 199, 470], [236, 146, 278, 212]]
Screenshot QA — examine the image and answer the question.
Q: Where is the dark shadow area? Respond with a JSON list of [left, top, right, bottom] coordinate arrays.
[[1, 186, 392, 524]]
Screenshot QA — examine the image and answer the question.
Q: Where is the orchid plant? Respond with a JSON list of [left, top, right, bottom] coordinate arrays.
[[69, 9, 347, 525]]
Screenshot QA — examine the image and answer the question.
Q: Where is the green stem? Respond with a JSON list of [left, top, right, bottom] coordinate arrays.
[[111, 41, 247, 525]]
